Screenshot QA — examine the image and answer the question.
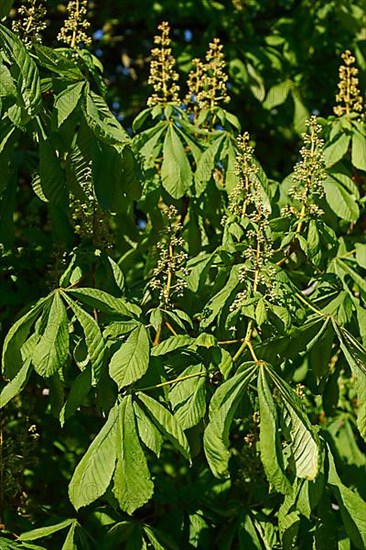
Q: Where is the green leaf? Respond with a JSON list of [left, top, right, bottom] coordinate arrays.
[[107, 257, 125, 293], [334, 258, 366, 300], [60, 366, 92, 426], [19, 519, 75, 541], [194, 332, 216, 348], [351, 130, 366, 172], [292, 89, 309, 134], [0, 61, 16, 98], [258, 365, 291, 494], [332, 321, 366, 441], [0, 25, 41, 116], [113, 396, 154, 514], [109, 323, 150, 389], [161, 125, 192, 199], [34, 45, 83, 79], [324, 134, 351, 167], [195, 134, 225, 193], [323, 176, 359, 222], [55, 82, 84, 127], [151, 335, 194, 356], [278, 494, 300, 549], [62, 292, 105, 385], [61, 522, 78, 550], [255, 299, 267, 327], [39, 139, 68, 207], [2, 296, 50, 379], [68, 287, 141, 317], [32, 292, 69, 378], [204, 364, 257, 478], [0, 359, 32, 408], [327, 443, 366, 549], [263, 80, 292, 109], [69, 404, 119, 510], [267, 367, 320, 480], [137, 392, 190, 459], [85, 90, 130, 146], [133, 401, 163, 457], [200, 265, 242, 329], [169, 365, 206, 430]]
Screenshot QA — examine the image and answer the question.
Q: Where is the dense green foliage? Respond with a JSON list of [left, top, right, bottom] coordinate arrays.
[[1, 1, 366, 549]]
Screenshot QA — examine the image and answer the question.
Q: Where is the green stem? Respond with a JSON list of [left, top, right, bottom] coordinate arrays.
[[295, 292, 326, 317]]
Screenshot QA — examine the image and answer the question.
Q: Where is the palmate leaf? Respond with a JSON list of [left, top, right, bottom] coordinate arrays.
[[67, 287, 141, 317], [352, 129, 366, 171], [324, 133, 351, 167], [0, 359, 32, 408], [161, 124, 192, 199], [60, 522, 77, 550], [60, 365, 92, 426], [2, 295, 50, 379], [34, 45, 83, 80], [0, 25, 41, 116], [169, 364, 206, 430], [19, 519, 75, 542], [151, 334, 194, 356], [204, 363, 257, 478], [113, 396, 154, 514], [109, 323, 150, 389], [55, 82, 84, 127], [200, 264, 243, 329], [333, 321, 366, 441], [327, 443, 366, 549], [85, 90, 130, 146], [257, 365, 291, 494], [62, 292, 105, 385], [266, 366, 320, 480], [39, 139, 68, 206], [137, 392, 190, 459], [133, 401, 163, 457], [323, 176, 359, 223], [32, 292, 69, 378], [69, 404, 119, 510], [195, 133, 226, 194]]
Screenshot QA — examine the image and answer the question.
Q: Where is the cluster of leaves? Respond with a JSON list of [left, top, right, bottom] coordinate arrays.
[[1, 3, 366, 549]]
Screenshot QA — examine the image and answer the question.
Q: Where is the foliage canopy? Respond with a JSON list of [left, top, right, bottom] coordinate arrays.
[[1, 1, 366, 549]]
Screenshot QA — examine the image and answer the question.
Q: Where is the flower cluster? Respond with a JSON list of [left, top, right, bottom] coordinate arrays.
[[228, 133, 259, 219], [70, 167, 112, 248], [12, 0, 47, 47], [57, 0, 91, 48], [334, 50, 363, 116], [185, 38, 230, 111], [150, 205, 188, 307], [147, 22, 180, 107], [228, 134, 277, 311], [282, 116, 326, 227]]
